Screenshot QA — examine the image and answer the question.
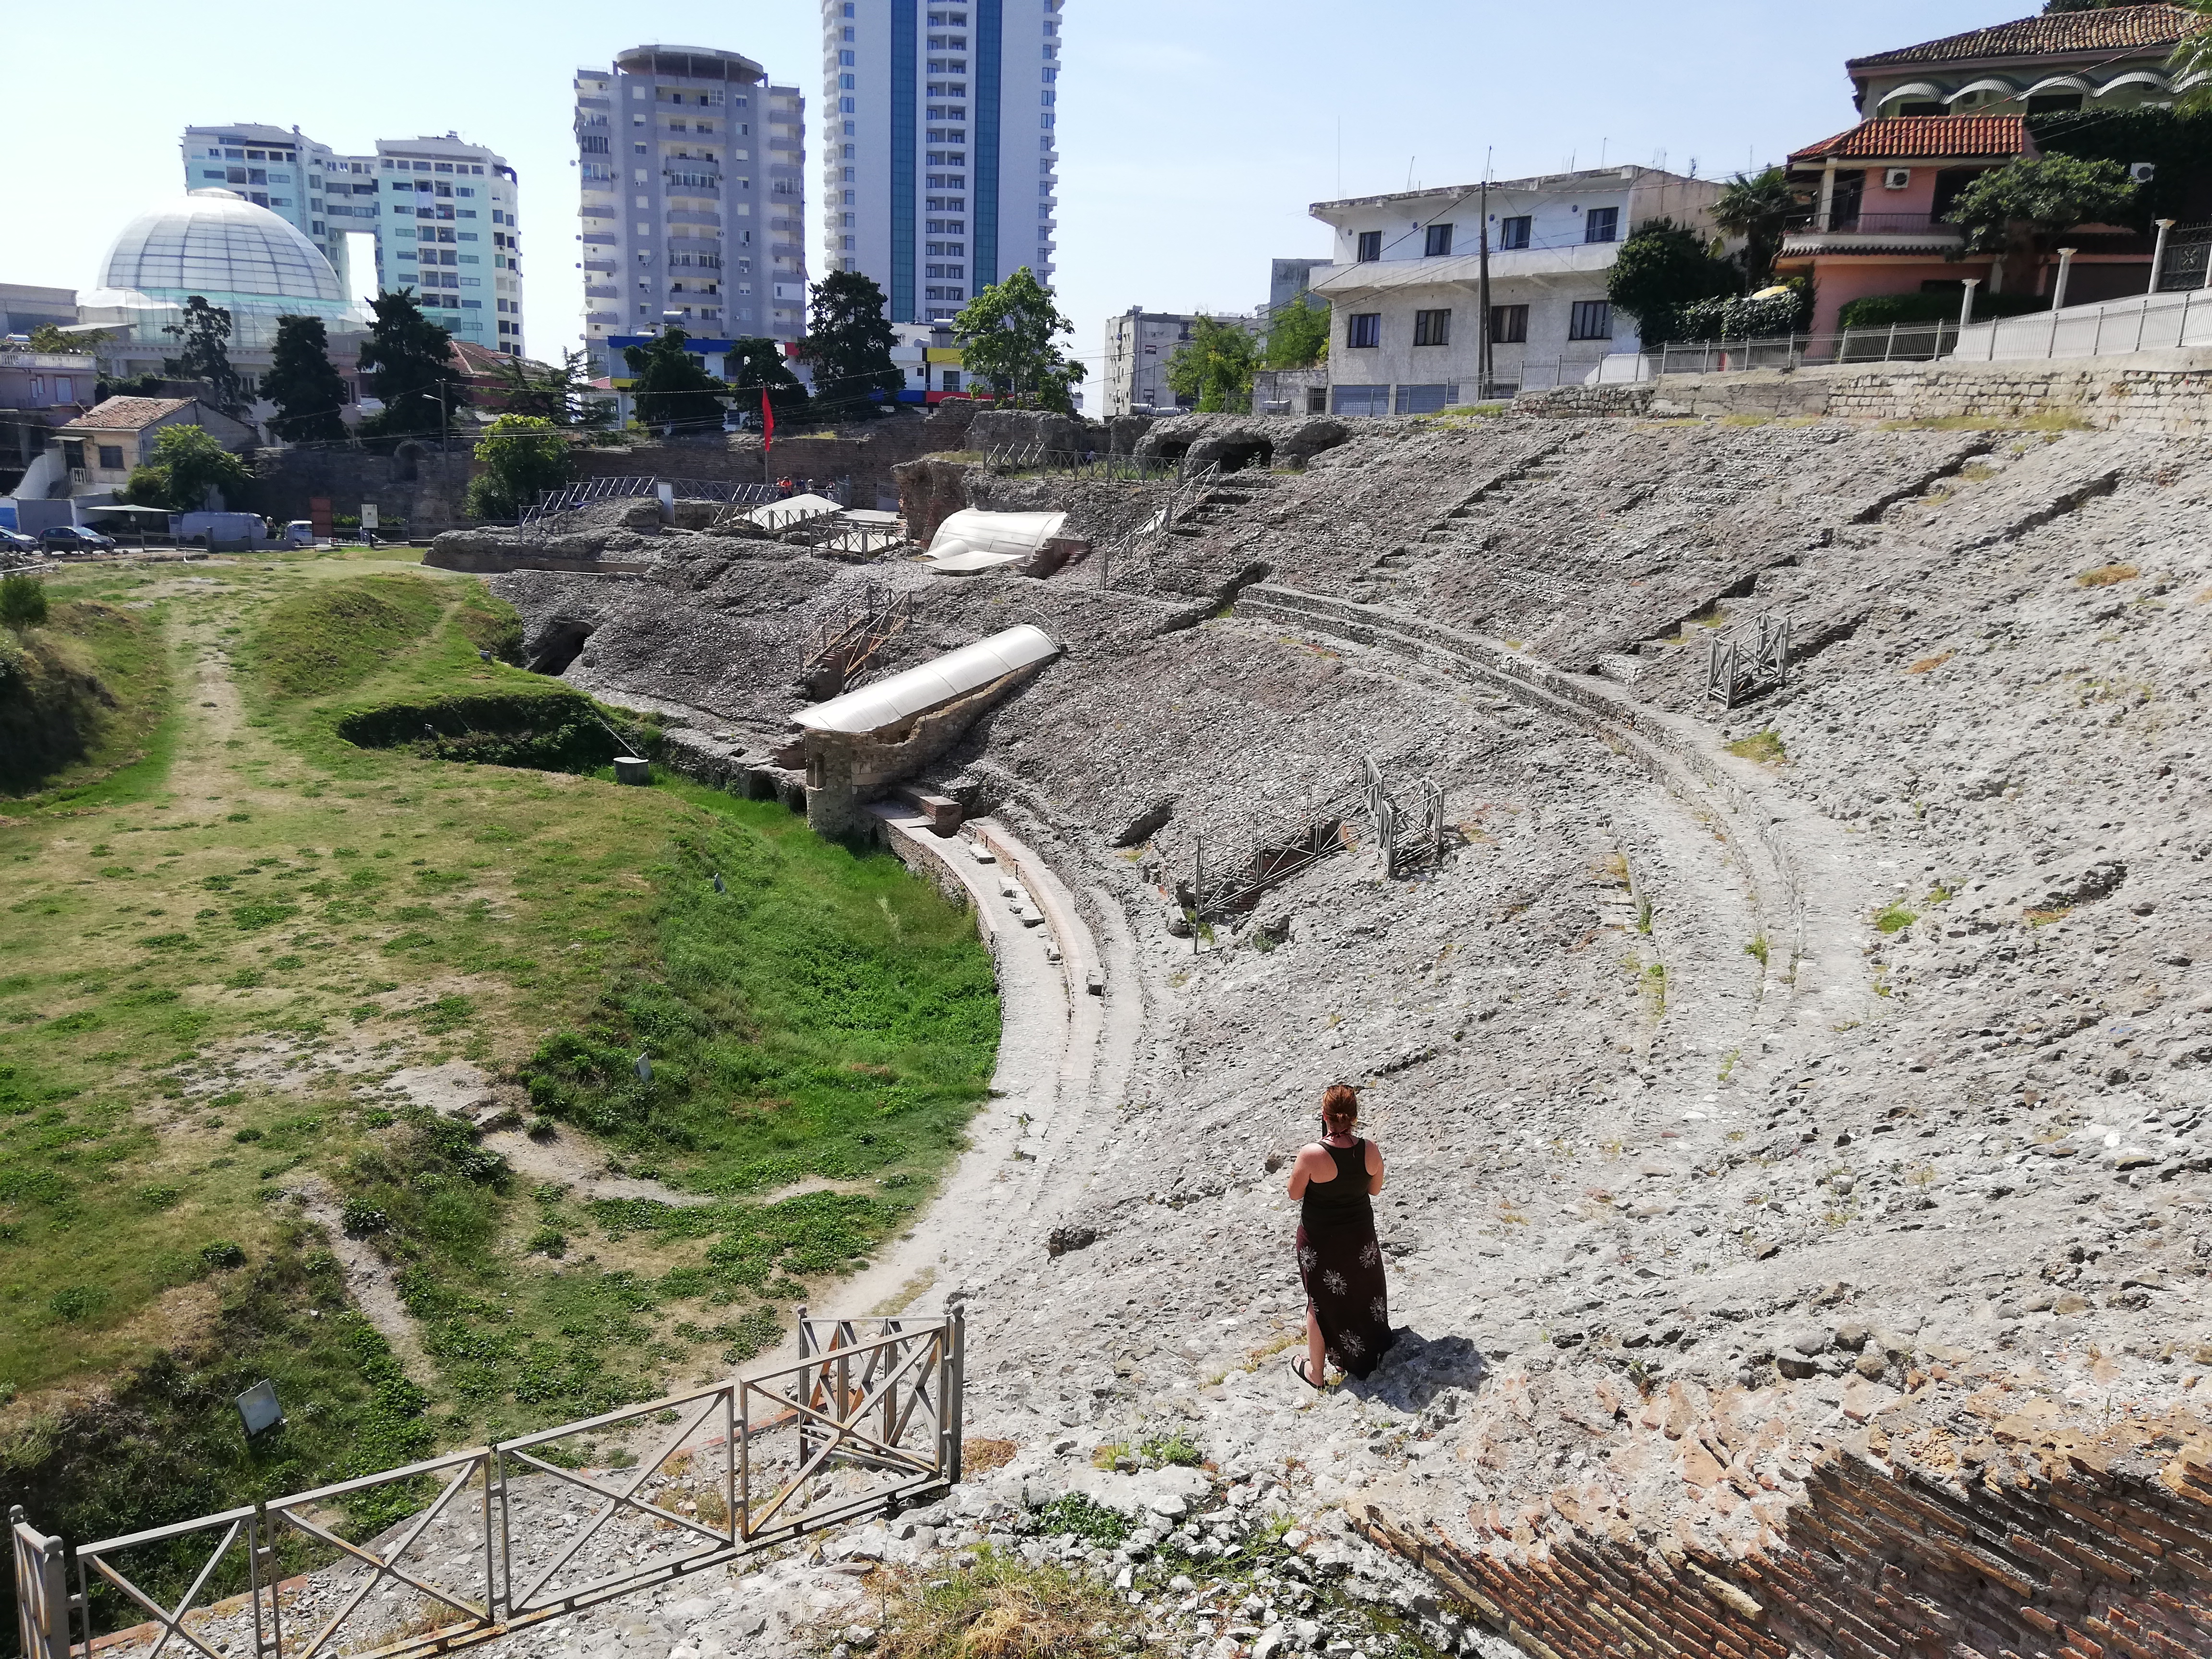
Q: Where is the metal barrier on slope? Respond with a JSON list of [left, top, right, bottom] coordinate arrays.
[[1704, 614, 1791, 709], [11, 1310, 962, 1659]]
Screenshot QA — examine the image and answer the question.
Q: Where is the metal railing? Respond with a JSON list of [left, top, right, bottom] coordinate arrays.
[[1787, 211, 1961, 238], [982, 444, 1178, 482], [1705, 614, 1792, 709], [1361, 756, 1444, 879], [1186, 756, 1445, 949], [522, 477, 792, 527], [1097, 460, 1220, 591], [801, 585, 914, 697], [12, 1310, 961, 1659]]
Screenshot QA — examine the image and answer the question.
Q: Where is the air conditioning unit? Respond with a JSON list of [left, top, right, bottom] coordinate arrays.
[[2131, 162, 2157, 183], [1883, 168, 1913, 191]]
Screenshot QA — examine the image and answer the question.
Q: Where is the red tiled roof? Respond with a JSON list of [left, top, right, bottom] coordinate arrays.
[[57, 396, 195, 433], [1850, 4, 2201, 69], [1790, 115, 2034, 164]]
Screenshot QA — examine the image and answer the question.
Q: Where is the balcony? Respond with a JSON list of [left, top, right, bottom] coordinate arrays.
[[1781, 210, 1966, 255]]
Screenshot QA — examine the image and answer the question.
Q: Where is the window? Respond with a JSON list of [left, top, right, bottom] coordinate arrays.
[[1584, 206, 1620, 243], [1395, 384, 1458, 415], [1424, 223, 1454, 257], [940, 370, 961, 391], [1356, 229, 1382, 262], [840, 49, 854, 65], [1568, 300, 1613, 340], [1412, 308, 1451, 346], [98, 445, 124, 470], [1489, 304, 1528, 344], [1498, 216, 1531, 250], [1346, 312, 1381, 349], [2028, 93, 2083, 115], [1331, 385, 1389, 418]]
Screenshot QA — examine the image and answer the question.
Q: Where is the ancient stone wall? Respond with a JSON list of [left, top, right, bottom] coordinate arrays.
[[252, 440, 474, 532], [573, 403, 984, 510], [1515, 347, 2212, 433]]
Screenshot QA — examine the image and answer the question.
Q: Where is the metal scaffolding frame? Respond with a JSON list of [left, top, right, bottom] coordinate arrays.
[[1704, 613, 1792, 709]]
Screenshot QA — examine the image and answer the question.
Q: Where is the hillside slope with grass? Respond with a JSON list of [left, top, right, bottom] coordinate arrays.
[[0, 552, 995, 1635]]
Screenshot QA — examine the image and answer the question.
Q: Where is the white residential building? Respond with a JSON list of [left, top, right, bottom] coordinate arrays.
[[575, 45, 808, 379], [1307, 166, 1722, 410], [180, 124, 527, 358], [822, 0, 1063, 325], [1101, 309, 1260, 416]]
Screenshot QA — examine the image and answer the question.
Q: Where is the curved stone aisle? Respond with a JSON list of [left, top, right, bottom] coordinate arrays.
[[828, 808, 1136, 1325]]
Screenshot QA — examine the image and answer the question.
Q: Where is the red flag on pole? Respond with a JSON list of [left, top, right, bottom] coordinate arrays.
[[761, 390, 774, 451]]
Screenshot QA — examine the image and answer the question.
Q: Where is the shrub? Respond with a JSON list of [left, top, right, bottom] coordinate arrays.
[[1837, 290, 2047, 330], [335, 689, 632, 773], [1674, 286, 1811, 341], [199, 1241, 246, 1270], [1, 574, 48, 633]]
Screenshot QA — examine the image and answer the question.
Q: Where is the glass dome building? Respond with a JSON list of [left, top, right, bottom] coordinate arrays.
[[81, 188, 363, 349]]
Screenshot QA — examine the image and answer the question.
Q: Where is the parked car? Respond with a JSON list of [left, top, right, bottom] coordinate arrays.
[[0, 527, 37, 555], [38, 525, 117, 553], [282, 520, 316, 548]]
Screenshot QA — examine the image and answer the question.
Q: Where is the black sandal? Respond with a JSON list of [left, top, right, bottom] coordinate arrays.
[[1291, 1356, 1325, 1390]]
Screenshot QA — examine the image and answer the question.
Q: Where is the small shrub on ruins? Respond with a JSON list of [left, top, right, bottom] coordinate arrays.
[[1031, 1491, 1134, 1546], [1725, 730, 1787, 765], [1874, 902, 1918, 934], [2076, 564, 2140, 588], [1138, 1430, 1203, 1468], [1907, 651, 1954, 674], [1744, 934, 1770, 967], [870, 1550, 1124, 1659]]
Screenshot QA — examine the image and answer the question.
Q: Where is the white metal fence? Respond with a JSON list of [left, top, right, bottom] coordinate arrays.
[[12, 1310, 962, 1659]]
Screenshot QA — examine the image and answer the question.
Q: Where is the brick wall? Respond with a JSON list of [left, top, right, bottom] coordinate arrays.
[[1357, 1395, 2212, 1659]]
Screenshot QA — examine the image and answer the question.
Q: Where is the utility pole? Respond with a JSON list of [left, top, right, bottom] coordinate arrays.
[[1477, 150, 1493, 397]]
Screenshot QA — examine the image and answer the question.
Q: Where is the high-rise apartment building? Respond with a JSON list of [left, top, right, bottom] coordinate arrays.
[[823, 0, 1063, 325], [574, 45, 809, 379], [179, 125, 527, 357]]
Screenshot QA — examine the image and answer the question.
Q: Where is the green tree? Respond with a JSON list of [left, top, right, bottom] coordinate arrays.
[[357, 290, 466, 439], [1164, 317, 1260, 412], [952, 267, 1086, 413], [1605, 219, 1739, 346], [1710, 168, 1805, 290], [466, 415, 574, 520], [2047, 0, 2147, 11], [263, 316, 350, 443], [161, 297, 246, 416], [0, 573, 48, 634], [26, 324, 107, 357], [725, 337, 811, 423], [797, 270, 905, 418], [120, 423, 253, 511], [1262, 294, 1330, 370], [622, 326, 732, 428], [487, 349, 610, 427], [1942, 155, 2139, 290]]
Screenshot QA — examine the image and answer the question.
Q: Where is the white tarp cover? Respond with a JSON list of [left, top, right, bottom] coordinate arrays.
[[792, 624, 1061, 735], [924, 508, 1068, 563], [923, 549, 1027, 574], [743, 493, 843, 527]]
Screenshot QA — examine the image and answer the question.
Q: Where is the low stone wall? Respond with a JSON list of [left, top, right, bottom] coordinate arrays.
[[1515, 346, 2212, 432], [253, 440, 474, 533]]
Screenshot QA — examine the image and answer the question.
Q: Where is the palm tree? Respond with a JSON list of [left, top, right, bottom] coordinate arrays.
[[1710, 168, 1805, 290], [2172, 0, 2212, 111]]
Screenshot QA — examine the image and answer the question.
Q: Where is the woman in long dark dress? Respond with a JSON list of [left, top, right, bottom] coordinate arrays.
[[1286, 1083, 1390, 1384]]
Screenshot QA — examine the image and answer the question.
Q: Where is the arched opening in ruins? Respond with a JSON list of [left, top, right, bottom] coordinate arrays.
[[527, 618, 595, 676], [1206, 436, 1275, 474]]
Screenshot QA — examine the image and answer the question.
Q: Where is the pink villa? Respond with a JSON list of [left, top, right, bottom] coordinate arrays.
[[1776, 6, 2200, 336]]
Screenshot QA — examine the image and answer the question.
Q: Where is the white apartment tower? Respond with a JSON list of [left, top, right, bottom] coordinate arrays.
[[823, 0, 1063, 325], [575, 45, 809, 378], [180, 125, 527, 357]]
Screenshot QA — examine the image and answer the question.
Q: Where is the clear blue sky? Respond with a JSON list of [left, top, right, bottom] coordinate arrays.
[[4, 0, 2017, 387]]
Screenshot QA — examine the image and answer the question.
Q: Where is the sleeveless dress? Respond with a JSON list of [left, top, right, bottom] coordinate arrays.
[[1296, 1137, 1392, 1377]]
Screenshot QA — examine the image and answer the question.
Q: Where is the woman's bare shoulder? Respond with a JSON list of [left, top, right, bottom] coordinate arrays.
[[1365, 1138, 1385, 1168]]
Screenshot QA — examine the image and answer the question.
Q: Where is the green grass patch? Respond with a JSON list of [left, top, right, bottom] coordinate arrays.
[[1874, 902, 1917, 934], [1725, 730, 1786, 764], [243, 574, 445, 697], [519, 793, 997, 1195], [1, 600, 174, 800], [0, 553, 998, 1633]]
